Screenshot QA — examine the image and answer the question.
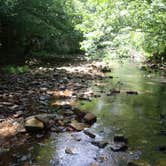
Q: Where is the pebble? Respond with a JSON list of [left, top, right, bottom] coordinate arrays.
[[83, 130, 96, 138]]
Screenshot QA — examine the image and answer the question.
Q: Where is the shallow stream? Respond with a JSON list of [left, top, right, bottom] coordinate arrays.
[[1, 60, 166, 166]]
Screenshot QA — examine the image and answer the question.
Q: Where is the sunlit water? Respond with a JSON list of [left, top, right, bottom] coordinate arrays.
[[78, 60, 166, 165]]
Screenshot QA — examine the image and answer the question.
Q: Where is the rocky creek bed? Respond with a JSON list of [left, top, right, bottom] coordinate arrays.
[[0, 60, 166, 166]]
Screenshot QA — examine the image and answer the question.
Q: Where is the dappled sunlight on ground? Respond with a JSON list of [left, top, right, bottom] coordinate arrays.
[[57, 61, 106, 77], [51, 99, 75, 107], [0, 120, 18, 138], [47, 90, 74, 98]]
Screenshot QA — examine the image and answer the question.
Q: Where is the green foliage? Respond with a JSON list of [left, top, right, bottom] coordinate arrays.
[[0, 0, 165, 62], [74, 0, 166, 60], [0, 0, 82, 63], [2, 65, 30, 74]]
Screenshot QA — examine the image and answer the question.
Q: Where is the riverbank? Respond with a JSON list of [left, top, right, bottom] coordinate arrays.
[[0, 60, 113, 164]]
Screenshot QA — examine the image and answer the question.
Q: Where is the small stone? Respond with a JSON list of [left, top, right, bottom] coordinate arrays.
[[57, 120, 64, 126], [114, 135, 128, 143], [25, 117, 45, 132], [71, 134, 82, 141], [83, 112, 97, 124], [91, 141, 108, 148], [107, 90, 120, 96], [112, 90, 120, 93], [126, 91, 138, 95], [9, 105, 19, 110], [65, 147, 74, 155], [98, 155, 108, 162], [110, 143, 128, 152], [127, 162, 138, 166], [157, 145, 166, 152], [20, 155, 28, 161], [159, 130, 166, 136], [101, 66, 111, 73], [83, 130, 96, 138], [69, 120, 89, 131], [36, 134, 44, 138], [1, 102, 13, 106], [14, 111, 23, 118], [18, 128, 27, 133]]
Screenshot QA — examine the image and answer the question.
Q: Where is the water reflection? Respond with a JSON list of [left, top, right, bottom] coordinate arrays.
[[79, 61, 166, 165]]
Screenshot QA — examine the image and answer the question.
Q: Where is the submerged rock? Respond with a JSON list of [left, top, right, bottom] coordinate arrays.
[[158, 130, 166, 136], [114, 134, 128, 143], [127, 162, 138, 166], [101, 66, 111, 73], [157, 145, 166, 153], [110, 142, 128, 152], [83, 129, 96, 138], [91, 141, 108, 148], [65, 147, 74, 155], [126, 91, 138, 95], [107, 90, 120, 96]]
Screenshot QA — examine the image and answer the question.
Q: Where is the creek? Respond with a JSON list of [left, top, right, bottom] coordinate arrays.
[[1, 60, 166, 166]]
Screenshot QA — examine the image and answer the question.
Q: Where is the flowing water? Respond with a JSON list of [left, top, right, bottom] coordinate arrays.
[[1, 60, 166, 166], [77, 60, 166, 165]]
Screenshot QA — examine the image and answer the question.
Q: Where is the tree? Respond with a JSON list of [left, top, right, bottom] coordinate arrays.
[[0, 0, 82, 64], [75, 0, 166, 60]]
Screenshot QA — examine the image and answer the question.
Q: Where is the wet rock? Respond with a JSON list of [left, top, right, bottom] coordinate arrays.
[[114, 134, 128, 143], [91, 141, 108, 148], [69, 120, 89, 131], [107, 90, 120, 96], [65, 147, 74, 155], [93, 94, 101, 98], [83, 129, 96, 138], [110, 142, 128, 152], [83, 112, 97, 124], [36, 134, 44, 138], [20, 155, 28, 161], [126, 91, 138, 95], [127, 162, 138, 166], [108, 76, 113, 79], [72, 108, 87, 117], [24, 116, 45, 132], [61, 104, 72, 110], [158, 130, 166, 136], [157, 145, 166, 152], [71, 134, 82, 141], [111, 90, 120, 94], [78, 96, 91, 101], [100, 66, 111, 73]]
